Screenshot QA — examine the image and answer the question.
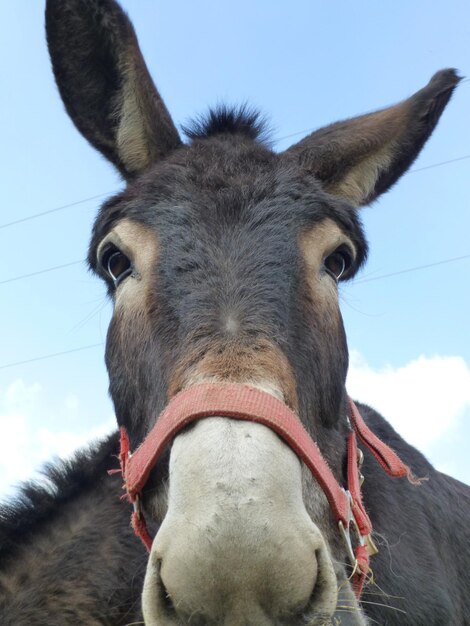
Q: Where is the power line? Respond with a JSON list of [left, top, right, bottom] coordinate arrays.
[[0, 343, 103, 371], [1, 251, 469, 370], [0, 192, 112, 231], [1, 150, 468, 234], [0, 82, 468, 369], [1, 78, 469, 234], [1, 233, 469, 291], [0, 260, 83, 286], [275, 127, 318, 142], [410, 154, 470, 173], [275, 79, 470, 144], [353, 253, 470, 284], [0, 83, 468, 288]]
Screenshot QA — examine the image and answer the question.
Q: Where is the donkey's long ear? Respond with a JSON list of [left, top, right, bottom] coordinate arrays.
[[284, 70, 460, 206], [46, 0, 182, 179]]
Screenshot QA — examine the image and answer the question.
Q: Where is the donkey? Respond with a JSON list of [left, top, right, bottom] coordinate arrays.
[[0, 433, 147, 625], [46, 0, 470, 624]]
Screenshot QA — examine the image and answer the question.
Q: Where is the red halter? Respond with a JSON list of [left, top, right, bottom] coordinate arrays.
[[115, 382, 419, 598]]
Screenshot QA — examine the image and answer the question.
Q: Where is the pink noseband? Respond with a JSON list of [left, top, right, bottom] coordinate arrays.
[[115, 382, 419, 597]]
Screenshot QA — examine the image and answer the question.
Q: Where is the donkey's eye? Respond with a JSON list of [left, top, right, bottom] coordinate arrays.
[[100, 245, 132, 286], [324, 248, 352, 281]]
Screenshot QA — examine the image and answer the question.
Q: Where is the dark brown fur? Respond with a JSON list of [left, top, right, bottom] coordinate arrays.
[[0, 433, 148, 625], [38, 0, 470, 623]]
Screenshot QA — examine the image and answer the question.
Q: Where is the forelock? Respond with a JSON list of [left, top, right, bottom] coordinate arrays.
[[181, 104, 272, 145]]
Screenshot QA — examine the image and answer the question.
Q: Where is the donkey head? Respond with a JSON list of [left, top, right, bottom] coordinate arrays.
[[47, 1, 458, 624]]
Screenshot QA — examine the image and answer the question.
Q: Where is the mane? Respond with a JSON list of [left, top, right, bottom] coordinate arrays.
[[0, 432, 118, 562], [182, 104, 272, 144]]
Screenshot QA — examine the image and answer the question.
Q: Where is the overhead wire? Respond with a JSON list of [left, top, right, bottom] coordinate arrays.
[[0, 192, 112, 231], [353, 253, 470, 285], [1, 250, 469, 370], [270, 77, 470, 144], [1, 151, 469, 233], [1, 245, 469, 290], [0, 344, 104, 371], [1, 75, 469, 232], [0, 260, 83, 286], [0, 146, 468, 288], [0, 80, 468, 369], [410, 154, 470, 173]]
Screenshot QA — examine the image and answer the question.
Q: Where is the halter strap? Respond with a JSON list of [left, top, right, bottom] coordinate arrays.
[[116, 382, 419, 598]]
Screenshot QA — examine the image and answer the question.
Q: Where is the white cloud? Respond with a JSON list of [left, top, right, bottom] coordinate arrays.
[[2, 356, 469, 498], [37, 419, 116, 461], [0, 380, 115, 498], [347, 351, 470, 462]]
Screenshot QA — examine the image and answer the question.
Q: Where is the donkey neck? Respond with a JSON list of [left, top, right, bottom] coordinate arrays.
[[0, 434, 146, 625]]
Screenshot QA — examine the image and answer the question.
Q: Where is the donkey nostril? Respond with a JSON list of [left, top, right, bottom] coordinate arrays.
[[160, 579, 175, 614], [301, 545, 338, 621], [153, 558, 211, 626], [156, 560, 176, 615]]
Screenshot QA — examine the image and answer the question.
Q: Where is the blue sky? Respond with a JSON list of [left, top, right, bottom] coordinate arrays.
[[0, 1, 469, 494]]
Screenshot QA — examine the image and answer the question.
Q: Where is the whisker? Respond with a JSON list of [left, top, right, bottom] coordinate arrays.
[[335, 609, 382, 626], [370, 583, 404, 600], [359, 589, 405, 601], [357, 599, 407, 614], [357, 614, 382, 626]]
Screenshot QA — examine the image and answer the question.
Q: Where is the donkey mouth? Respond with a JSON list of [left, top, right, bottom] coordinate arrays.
[[141, 417, 339, 625]]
